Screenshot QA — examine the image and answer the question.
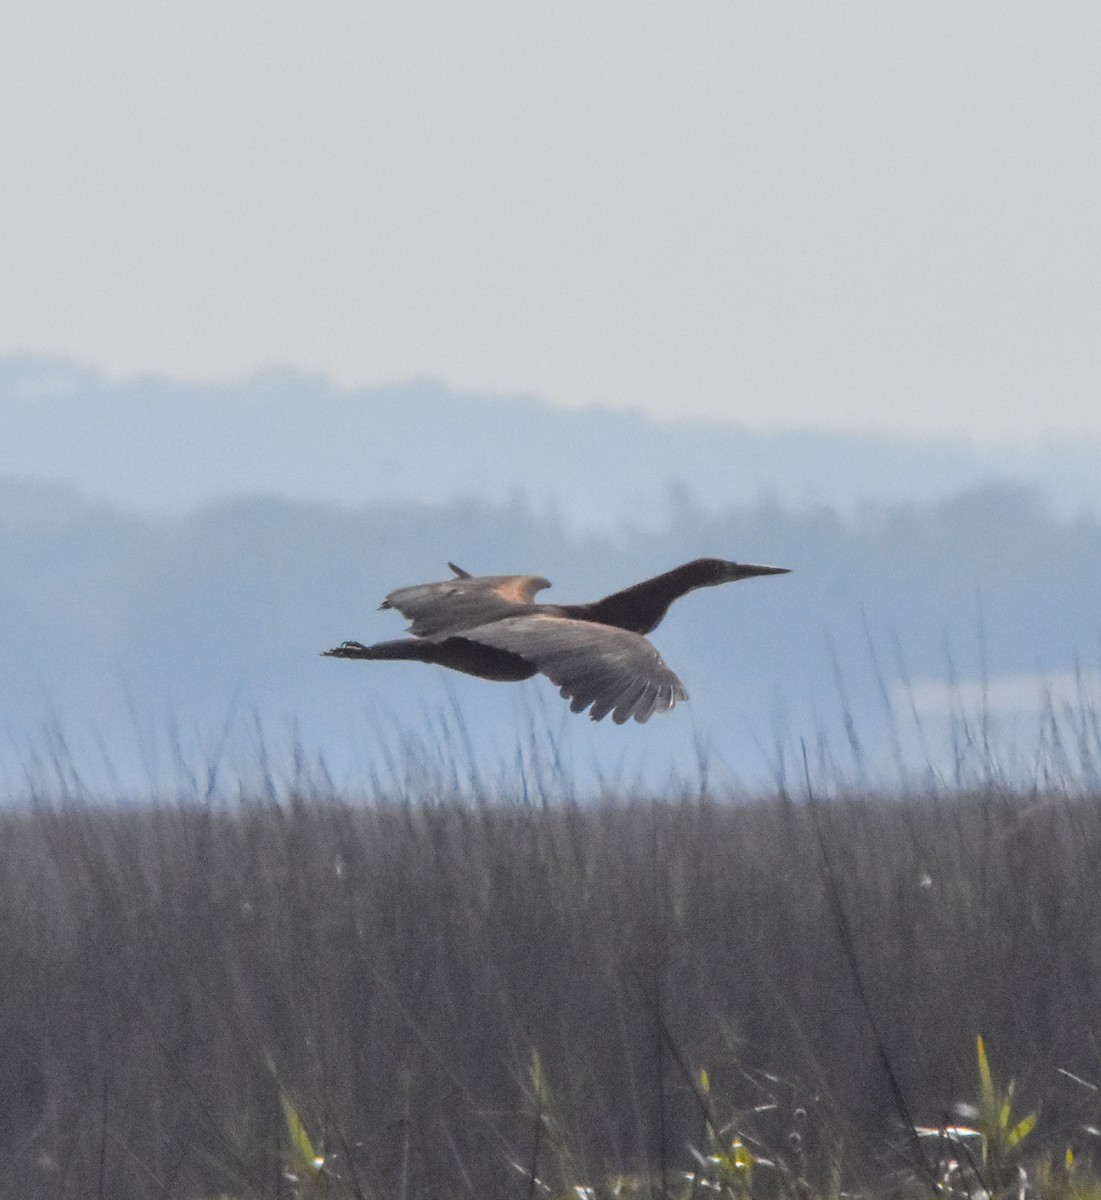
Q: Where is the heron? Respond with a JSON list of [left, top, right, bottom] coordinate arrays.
[[323, 557, 790, 724]]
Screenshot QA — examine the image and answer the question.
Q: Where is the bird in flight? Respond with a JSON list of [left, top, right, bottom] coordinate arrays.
[[323, 558, 790, 724]]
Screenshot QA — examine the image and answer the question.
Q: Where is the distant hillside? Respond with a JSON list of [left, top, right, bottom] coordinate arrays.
[[3, 354, 1099, 531], [2, 480, 1098, 799]]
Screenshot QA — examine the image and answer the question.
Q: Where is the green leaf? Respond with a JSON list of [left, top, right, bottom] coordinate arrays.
[[1006, 1110, 1037, 1150], [280, 1093, 324, 1182], [531, 1050, 547, 1105], [714, 1139, 754, 1180], [977, 1036, 995, 1117]]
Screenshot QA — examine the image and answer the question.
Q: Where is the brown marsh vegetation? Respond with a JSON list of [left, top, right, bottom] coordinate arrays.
[[5, 743, 1101, 1200]]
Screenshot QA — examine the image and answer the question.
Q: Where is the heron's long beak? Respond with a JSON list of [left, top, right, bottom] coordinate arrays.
[[735, 563, 791, 579]]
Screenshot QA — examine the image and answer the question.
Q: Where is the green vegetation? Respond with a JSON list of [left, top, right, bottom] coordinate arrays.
[[3, 775, 1101, 1197]]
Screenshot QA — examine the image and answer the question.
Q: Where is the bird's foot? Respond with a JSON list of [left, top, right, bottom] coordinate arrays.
[[321, 641, 369, 658]]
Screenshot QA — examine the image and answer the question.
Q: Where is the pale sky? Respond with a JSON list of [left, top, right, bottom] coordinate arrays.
[[3, 2, 1100, 439]]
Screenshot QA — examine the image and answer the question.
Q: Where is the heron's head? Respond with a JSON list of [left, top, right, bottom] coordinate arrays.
[[696, 558, 791, 585]]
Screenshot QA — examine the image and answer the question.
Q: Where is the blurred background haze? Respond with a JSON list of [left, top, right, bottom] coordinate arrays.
[[2, 3, 1100, 796]]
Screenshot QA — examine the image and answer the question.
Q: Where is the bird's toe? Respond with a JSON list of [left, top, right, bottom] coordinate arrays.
[[322, 640, 369, 658]]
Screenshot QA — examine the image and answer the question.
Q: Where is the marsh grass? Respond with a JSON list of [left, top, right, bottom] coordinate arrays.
[[2, 747, 1101, 1199], [3, 672, 1101, 1198]]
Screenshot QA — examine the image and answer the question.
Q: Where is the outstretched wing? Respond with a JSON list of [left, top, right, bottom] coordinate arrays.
[[381, 571, 552, 638], [458, 614, 687, 723]]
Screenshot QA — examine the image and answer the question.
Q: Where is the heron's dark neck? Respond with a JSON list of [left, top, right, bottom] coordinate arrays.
[[562, 561, 716, 635]]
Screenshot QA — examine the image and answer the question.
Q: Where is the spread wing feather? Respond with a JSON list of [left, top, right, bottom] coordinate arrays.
[[457, 614, 687, 724], [382, 573, 551, 638]]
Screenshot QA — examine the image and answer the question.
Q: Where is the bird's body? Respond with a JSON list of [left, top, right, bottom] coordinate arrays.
[[324, 557, 789, 724]]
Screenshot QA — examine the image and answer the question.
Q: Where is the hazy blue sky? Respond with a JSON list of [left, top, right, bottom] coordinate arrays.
[[3, 3, 1099, 438]]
